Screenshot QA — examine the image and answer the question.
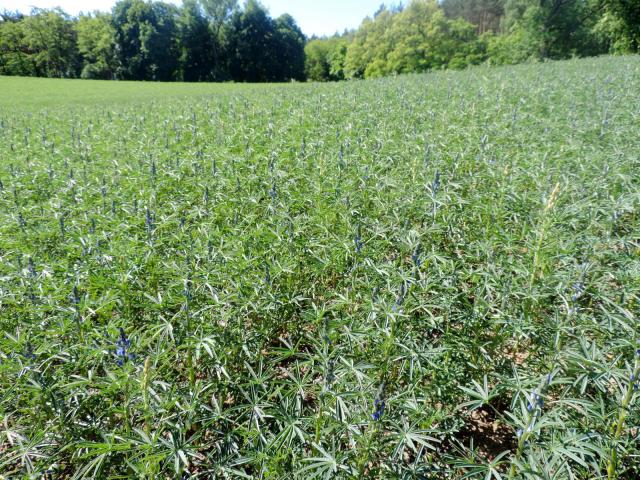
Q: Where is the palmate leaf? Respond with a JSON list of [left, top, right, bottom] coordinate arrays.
[[0, 431, 54, 476], [390, 419, 440, 460], [331, 391, 359, 423], [458, 375, 498, 410], [454, 450, 510, 480], [191, 451, 254, 479], [267, 398, 309, 451], [69, 452, 108, 480], [299, 442, 352, 479]]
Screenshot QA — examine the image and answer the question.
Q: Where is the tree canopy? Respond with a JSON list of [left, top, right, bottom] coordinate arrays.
[[0, 0, 638, 82], [1, 0, 305, 82]]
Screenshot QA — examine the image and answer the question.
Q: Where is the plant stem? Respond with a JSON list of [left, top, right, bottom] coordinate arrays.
[[607, 355, 640, 480]]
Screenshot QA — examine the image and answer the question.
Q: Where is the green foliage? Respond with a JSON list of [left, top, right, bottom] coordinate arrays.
[[176, 0, 215, 82], [0, 14, 35, 77], [0, 8, 80, 78], [1, 55, 639, 478], [273, 14, 306, 82], [441, 0, 505, 33], [111, 0, 180, 81], [226, 0, 305, 82], [501, 0, 604, 60], [344, 6, 395, 78], [76, 13, 117, 79], [0, 0, 636, 82], [200, 0, 237, 33], [599, 0, 640, 52], [484, 28, 538, 65], [0, 0, 303, 82], [345, 0, 486, 79], [199, 0, 238, 80], [304, 36, 348, 82]]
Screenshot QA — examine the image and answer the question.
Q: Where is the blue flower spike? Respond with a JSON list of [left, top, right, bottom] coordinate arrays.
[[371, 382, 387, 421], [115, 328, 134, 366]]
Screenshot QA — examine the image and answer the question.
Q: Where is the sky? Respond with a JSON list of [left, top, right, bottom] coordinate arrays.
[[1, 0, 385, 37]]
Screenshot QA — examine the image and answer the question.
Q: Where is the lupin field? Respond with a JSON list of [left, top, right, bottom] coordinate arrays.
[[1, 55, 640, 478]]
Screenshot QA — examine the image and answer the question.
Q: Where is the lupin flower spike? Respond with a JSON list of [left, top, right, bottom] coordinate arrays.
[[412, 244, 422, 268], [372, 382, 387, 421], [354, 225, 363, 254], [432, 171, 441, 196], [115, 328, 135, 366], [372, 398, 386, 421]]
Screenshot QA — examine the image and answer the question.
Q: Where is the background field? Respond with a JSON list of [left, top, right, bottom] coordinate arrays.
[[1, 56, 640, 479]]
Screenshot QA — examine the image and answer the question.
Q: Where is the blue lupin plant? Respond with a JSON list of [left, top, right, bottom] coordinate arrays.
[[568, 279, 586, 316], [27, 257, 36, 278], [71, 285, 80, 307], [431, 171, 441, 219], [322, 317, 332, 347], [23, 342, 36, 361], [412, 244, 422, 268], [432, 171, 441, 196], [338, 144, 345, 169], [634, 347, 640, 391], [269, 181, 277, 200], [526, 389, 544, 412], [392, 282, 406, 312], [510, 371, 555, 478], [287, 218, 294, 239], [607, 343, 640, 479], [145, 207, 154, 236], [354, 225, 363, 254], [325, 358, 336, 388], [571, 281, 585, 303], [70, 284, 81, 325], [264, 262, 271, 286], [18, 212, 26, 230], [372, 398, 385, 421], [115, 328, 134, 366], [372, 383, 386, 421], [183, 277, 192, 312]]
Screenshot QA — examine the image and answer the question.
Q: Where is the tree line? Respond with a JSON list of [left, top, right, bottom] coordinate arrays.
[[0, 0, 305, 81], [1, 0, 638, 83], [306, 0, 640, 81]]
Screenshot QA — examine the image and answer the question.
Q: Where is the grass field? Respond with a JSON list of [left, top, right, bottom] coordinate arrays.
[[1, 55, 639, 479]]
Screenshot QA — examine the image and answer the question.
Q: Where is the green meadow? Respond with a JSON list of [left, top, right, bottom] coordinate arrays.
[[1, 55, 639, 479]]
